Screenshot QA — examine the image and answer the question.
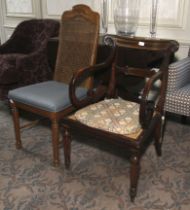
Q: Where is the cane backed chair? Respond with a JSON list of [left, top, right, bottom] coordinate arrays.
[[8, 5, 115, 166], [62, 37, 178, 201]]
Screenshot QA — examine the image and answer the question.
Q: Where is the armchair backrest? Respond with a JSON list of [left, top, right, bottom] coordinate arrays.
[[0, 19, 60, 54], [115, 37, 178, 69], [108, 37, 179, 116], [53, 4, 100, 88], [116, 37, 178, 85]]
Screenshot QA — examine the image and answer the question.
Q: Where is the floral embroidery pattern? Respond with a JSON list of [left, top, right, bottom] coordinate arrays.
[[75, 98, 141, 136]]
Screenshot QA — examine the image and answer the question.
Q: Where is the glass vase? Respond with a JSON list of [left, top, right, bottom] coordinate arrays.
[[114, 0, 140, 37], [150, 0, 159, 38], [100, 0, 108, 34]]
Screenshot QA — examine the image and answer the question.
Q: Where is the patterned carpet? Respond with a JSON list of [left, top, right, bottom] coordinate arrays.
[[0, 101, 190, 210]]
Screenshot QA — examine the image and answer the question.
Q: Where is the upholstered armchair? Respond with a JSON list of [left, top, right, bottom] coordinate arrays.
[[164, 49, 190, 120], [0, 19, 60, 100]]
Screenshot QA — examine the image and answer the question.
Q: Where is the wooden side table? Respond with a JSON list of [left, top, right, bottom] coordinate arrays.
[[47, 35, 179, 101]]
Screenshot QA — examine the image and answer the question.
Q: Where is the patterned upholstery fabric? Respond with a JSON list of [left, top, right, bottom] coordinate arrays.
[[166, 57, 190, 92], [75, 98, 142, 138], [0, 19, 60, 101], [165, 84, 190, 116], [165, 54, 190, 116]]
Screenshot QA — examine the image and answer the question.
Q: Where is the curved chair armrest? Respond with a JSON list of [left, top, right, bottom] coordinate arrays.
[[69, 37, 116, 108], [69, 63, 112, 108], [0, 53, 23, 84], [0, 39, 17, 54], [16, 47, 46, 65], [139, 71, 163, 128], [16, 47, 52, 84], [167, 57, 190, 92]]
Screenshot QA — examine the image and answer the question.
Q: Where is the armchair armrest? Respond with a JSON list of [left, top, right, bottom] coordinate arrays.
[[0, 54, 22, 84], [0, 39, 16, 54], [69, 63, 112, 108], [167, 57, 190, 92], [16, 47, 52, 85], [139, 71, 163, 128], [69, 36, 116, 108]]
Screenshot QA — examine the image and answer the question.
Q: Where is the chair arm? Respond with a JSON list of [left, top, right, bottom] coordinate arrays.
[[69, 63, 111, 108], [0, 39, 16, 54], [167, 57, 190, 92], [69, 36, 116, 108], [0, 54, 23, 84], [16, 47, 52, 85], [139, 71, 163, 128]]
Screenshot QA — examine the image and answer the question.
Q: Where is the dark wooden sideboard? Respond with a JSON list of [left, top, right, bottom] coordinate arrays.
[[47, 35, 178, 70], [47, 35, 179, 100]]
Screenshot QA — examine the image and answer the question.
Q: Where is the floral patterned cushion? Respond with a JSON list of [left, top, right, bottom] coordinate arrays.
[[74, 98, 141, 137]]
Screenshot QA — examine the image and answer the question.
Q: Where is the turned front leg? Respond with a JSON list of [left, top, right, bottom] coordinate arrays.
[[130, 155, 140, 202], [51, 119, 60, 167], [63, 125, 71, 169], [9, 100, 22, 149], [154, 117, 162, 156]]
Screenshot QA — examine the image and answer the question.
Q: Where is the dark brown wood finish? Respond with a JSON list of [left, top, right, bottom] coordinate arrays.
[[9, 5, 115, 167], [62, 36, 179, 201], [48, 35, 178, 102]]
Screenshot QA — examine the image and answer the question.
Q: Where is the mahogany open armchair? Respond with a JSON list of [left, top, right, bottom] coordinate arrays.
[[62, 37, 177, 201], [8, 5, 116, 166]]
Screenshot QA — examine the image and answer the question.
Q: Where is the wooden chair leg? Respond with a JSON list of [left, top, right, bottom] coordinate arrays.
[[51, 119, 60, 167], [160, 112, 167, 146], [130, 155, 140, 202], [63, 125, 71, 169], [9, 100, 22, 149], [154, 117, 162, 157]]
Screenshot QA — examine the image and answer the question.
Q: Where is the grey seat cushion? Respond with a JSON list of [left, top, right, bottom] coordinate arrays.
[[8, 81, 87, 112]]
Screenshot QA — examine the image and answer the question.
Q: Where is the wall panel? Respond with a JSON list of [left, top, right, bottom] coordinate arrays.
[[0, 0, 41, 42], [41, 0, 95, 19], [0, 0, 190, 58]]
